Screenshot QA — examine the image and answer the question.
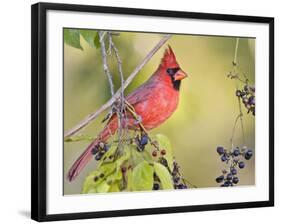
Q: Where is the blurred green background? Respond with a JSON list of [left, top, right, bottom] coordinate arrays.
[[64, 31, 255, 195]]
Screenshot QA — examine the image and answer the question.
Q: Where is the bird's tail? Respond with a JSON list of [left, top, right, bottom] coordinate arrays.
[[67, 119, 118, 182]]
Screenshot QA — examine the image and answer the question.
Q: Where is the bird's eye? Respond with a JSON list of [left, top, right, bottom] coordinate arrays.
[[167, 68, 173, 75], [167, 67, 179, 76]]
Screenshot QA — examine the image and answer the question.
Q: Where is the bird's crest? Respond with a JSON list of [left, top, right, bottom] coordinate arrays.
[[161, 45, 179, 68]]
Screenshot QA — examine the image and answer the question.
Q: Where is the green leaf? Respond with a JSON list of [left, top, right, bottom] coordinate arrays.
[[80, 29, 97, 48], [64, 134, 94, 142], [132, 161, 154, 191], [108, 182, 120, 192], [154, 162, 174, 190], [126, 169, 133, 191], [116, 146, 131, 168], [155, 134, 174, 171], [97, 145, 117, 168], [113, 146, 130, 181], [94, 32, 101, 49], [82, 163, 116, 194], [82, 170, 100, 194], [96, 181, 110, 193], [142, 149, 154, 163], [99, 163, 116, 176], [64, 29, 83, 50], [131, 146, 144, 166]]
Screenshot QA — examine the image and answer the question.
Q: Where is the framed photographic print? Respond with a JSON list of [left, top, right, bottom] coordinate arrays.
[[31, 2, 274, 222]]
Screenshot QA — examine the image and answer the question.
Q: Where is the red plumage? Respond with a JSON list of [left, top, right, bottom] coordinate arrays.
[[67, 45, 188, 181]]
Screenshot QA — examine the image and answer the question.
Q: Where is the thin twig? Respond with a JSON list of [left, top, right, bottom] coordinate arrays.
[[229, 38, 246, 147], [108, 31, 127, 155], [233, 38, 239, 65], [237, 97, 245, 144], [230, 112, 242, 147], [64, 34, 172, 138], [99, 31, 114, 96]]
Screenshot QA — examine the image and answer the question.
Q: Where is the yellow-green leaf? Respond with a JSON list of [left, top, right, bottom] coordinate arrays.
[[80, 29, 97, 48], [64, 134, 94, 142], [126, 169, 133, 191], [108, 182, 120, 192], [82, 170, 100, 194], [132, 161, 154, 191], [155, 134, 174, 171], [64, 29, 83, 50], [96, 181, 110, 193], [94, 32, 101, 49], [116, 146, 131, 168], [154, 162, 174, 190], [82, 163, 116, 194], [97, 145, 117, 168]]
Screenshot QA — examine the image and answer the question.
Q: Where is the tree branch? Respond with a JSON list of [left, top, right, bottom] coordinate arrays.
[[99, 31, 115, 96], [64, 34, 172, 138]]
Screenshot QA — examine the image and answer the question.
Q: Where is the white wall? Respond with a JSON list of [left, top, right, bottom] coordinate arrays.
[[0, 0, 279, 223]]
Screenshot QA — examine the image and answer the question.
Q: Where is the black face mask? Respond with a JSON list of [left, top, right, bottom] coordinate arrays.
[[166, 67, 181, 90]]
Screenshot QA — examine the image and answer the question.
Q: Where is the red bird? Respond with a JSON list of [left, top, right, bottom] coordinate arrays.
[[68, 45, 188, 181]]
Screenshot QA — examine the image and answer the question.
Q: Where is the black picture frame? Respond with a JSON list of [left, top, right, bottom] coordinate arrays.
[[31, 2, 274, 222]]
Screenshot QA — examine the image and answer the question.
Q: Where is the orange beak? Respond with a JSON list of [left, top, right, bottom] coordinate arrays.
[[174, 69, 188, 81]]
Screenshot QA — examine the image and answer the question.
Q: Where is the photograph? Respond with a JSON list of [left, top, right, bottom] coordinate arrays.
[[63, 29, 255, 195]]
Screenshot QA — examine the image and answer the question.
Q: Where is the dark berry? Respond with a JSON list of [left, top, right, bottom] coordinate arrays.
[[217, 146, 225, 155], [177, 184, 187, 189], [104, 144, 110, 152], [236, 90, 242, 97], [95, 153, 103, 161], [173, 176, 180, 183], [222, 181, 230, 187], [221, 155, 227, 162], [233, 176, 239, 184], [250, 86, 255, 92], [245, 150, 253, 160], [233, 149, 240, 156], [238, 161, 245, 169], [91, 146, 99, 155], [230, 168, 237, 175], [140, 135, 148, 146], [152, 151, 157, 157], [99, 173, 105, 178], [226, 173, 233, 181], [93, 176, 99, 182], [248, 96, 255, 105], [160, 149, 166, 155], [216, 175, 224, 183], [243, 98, 248, 104], [121, 167, 127, 173], [153, 183, 160, 190]]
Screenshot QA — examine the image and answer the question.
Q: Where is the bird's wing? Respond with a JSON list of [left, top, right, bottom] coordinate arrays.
[[125, 81, 156, 106]]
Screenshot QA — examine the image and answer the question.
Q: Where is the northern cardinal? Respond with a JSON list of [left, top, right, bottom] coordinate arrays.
[[68, 45, 188, 181]]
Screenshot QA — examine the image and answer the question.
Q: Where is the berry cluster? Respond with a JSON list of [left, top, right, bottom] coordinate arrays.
[[235, 85, 255, 116], [151, 149, 166, 157], [91, 142, 110, 161], [172, 160, 188, 189], [216, 146, 253, 187], [135, 134, 149, 151]]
